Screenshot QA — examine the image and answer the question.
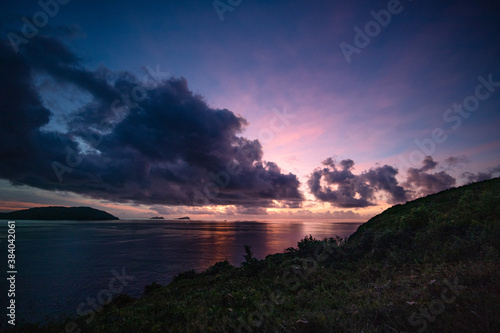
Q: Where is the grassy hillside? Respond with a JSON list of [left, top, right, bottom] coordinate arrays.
[[8, 178, 500, 332], [347, 177, 500, 263]]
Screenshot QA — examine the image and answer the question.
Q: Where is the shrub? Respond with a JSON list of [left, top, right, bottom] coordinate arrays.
[[172, 269, 198, 283], [204, 260, 233, 275], [243, 244, 258, 265], [144, 282, 162, 295], [106, 294, 136, 308]]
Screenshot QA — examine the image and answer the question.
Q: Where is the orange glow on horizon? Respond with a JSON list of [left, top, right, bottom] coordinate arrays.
[[0, 201, 54, 212]]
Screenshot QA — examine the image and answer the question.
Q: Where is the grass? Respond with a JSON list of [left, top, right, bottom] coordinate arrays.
[[6, 178, 500, 332]]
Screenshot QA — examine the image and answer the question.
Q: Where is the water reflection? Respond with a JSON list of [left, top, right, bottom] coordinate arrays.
[[0, 219, 363, 324]]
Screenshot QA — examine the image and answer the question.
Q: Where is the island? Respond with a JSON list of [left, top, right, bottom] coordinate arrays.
[[0, 206, 119, 221], [177, 216, 190, 220], [150, 216, 165, 220]]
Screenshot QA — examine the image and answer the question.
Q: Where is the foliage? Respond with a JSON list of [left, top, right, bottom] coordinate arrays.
[[171, 269, 198, 283]]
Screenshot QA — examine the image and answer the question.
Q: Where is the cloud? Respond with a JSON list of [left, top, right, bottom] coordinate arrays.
[[308, 155, 470, 207], [236, 207, 268, 215], [462, 165, 500, 184], [307, 158, 409, 208], [419, 156, 438, 172], [403, 156, 456, 197], [362, 165, 408, 204], [288, 209, 368, 220], [152, 205, 216, 216], [444, 155, 469, 168], [0, 35, 303, 208]]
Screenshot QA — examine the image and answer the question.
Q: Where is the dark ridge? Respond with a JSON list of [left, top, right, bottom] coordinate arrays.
[[0, 206, 119, 220]]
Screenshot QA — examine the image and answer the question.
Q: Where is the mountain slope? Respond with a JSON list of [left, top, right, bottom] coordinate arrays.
[[347, 178, 500, 262]]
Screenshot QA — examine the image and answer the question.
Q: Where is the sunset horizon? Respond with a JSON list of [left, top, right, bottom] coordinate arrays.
[[1, 1, 500, 222]]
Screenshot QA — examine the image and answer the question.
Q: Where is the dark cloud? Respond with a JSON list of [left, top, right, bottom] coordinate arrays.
[[308, 155, 472, 208], [363, 165, 408, 204], [444, 155, 469, 168], [0, 38, 77, 187], [236, 207, 268, 215], [420, 156, 438, 172], [403, 156, 456, 197], [307, 158, 409, 208], [0, 35, 303, 208], [462, 165, 500, 184], [281, 209, 367, 220]]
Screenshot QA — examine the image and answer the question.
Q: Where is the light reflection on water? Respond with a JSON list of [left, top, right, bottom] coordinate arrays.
[[0, 219, 363, 324]]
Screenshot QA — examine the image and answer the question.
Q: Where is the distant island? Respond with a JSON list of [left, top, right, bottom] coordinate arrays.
[[177, 216, 190, 220], [150, 216, 165, 220], [0, 206, 119, 221]]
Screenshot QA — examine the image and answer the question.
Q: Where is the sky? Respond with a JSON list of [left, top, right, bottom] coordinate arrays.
[[0, 0, 499, 220]]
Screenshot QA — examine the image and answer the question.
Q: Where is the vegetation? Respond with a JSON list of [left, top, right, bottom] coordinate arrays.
[[7, 178, 500, 332]]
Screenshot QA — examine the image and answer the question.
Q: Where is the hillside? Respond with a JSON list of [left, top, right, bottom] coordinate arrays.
[[0, 206, 119, 220], [8, 178, 500, 332], [347, 178, 500, 262]]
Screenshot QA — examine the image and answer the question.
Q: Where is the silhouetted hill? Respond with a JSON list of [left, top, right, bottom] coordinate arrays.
[[0, 206, 119, 220]]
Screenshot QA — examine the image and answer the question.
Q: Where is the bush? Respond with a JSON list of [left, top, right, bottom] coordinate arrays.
[[242, 244, 261, 277], [102, 294, 136, 309], [242, 244, 259, 265], [297, 235, 344, 257], [144, 282, 162, 295], [172, 269, 198, 283], [204, 260, 233, 275]]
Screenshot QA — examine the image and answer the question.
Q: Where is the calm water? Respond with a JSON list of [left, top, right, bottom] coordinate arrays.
[[0, 219, 363, 325]]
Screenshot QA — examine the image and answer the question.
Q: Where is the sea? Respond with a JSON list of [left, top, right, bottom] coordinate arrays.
[[0, 219, 363, 325]]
